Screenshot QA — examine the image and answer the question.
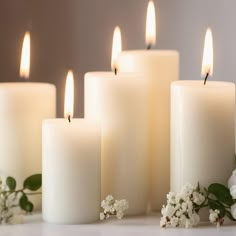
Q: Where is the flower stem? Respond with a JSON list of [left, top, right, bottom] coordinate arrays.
[[26, 192, 42, 196]]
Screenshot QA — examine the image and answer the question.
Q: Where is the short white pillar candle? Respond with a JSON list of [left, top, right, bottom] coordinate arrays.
[[171, 28, 235, 192], [42, 71, 101, 224], [171, 80, 235, 191]]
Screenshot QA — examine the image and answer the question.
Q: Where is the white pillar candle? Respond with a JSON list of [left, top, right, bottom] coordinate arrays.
[[118, 2, 179, 211], [119, 52, 178, 211], [171, 80, 235, 191], [0, 83, 56, 182], [42, 71, 101, 224], [85, 71, 149, 215], [171, 28, 235, 192], [0, 32, 56, 210], [85, 27, 149, 215]]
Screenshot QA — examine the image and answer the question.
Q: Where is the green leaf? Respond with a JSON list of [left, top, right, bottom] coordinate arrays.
[[6, 176, 16, 191], [225, 210, 236, 221], [23, 174, 42, 191], [24, 201, 34, 212], [19, 194, 34, 212], [208, 183, 234, 206], [19, 194, 28, 210], [208, 199, 225, 217]]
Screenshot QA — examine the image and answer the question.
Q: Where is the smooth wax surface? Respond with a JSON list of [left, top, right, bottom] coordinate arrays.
[[85, 72, 149, 215], [118, 50, 179, 211], [171, 81, 235, 192], [42, 119, 101, 224], [0, 82, 56, 208]]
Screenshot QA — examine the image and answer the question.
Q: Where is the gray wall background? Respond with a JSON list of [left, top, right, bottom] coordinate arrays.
[[1, 0, 235, 117]]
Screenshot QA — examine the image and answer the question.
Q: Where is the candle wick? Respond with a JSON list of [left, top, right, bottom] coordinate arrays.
[[68, 115, 71, 123], [204, 72, 209, 85], [114, 68, 117, 76], [20, 76, 28, 81], [146, 44, 151, 50]]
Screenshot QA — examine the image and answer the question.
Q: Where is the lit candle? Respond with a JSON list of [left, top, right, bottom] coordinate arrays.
[[84, 27, 149, 215], [171, 28, 235, 193], [118, 0, 179, 211], [42, 70, 101, 224], [0, 32, 56, 209], [202, 28, 213, 84]]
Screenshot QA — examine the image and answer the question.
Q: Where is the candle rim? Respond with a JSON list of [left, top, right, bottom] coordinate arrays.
[[85, 71, 143, 79], [172, 80, 235, 88], [43, 118, 101, 127], [0, 82, 56, 89], [119, 50, 179, 56]]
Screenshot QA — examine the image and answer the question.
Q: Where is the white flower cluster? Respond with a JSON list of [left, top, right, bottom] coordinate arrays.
[[160, 184, 205, 228], [209, 209, 224, 227], [228, 169, 236, 219], [100, 195, 129, 220], [0, 178, 23, 224]]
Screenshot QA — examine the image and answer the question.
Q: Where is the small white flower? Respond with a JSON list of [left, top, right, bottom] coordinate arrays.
[[114, 199, 129, 213], [170, 216, 179, 227], [0, 209, 14, 224], [100, 212, 106, 221], [209, 209, 224, 227], [230, 203, 236, 219], [228, 169, 236, 189], [179, 214, 187, 227], [105, 195, 114, 203], [163, 204, 176, 218], [230, 185, 236, 199], [192, 192, 205, 205], [185, 219, 191, 228], [175, 203, 181, 210], [181, 202, 188, 212], [119, 199, 129, 211], [181, 183, 194, 197], [167, 192, 176, 205], [161, 205, 166, 216], [209, 209, 218, 223], [116, 211, 124, 220], [175, 210, 182, 217], [160, 217, 167, 227], [190, 212, 200, 226]]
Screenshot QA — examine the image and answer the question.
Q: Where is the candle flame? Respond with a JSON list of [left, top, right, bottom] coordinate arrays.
[[146, 0, 156, 48], [20, 31, 30, 79], [64, 70, 74, 120], [111, 26, 122, 73], [201, 28, 213, 77]]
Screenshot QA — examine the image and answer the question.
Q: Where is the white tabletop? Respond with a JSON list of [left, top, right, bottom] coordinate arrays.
[[0, 213, 236, 236]]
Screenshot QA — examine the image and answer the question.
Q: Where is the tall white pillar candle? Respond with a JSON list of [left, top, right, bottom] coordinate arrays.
[[171, 80, 235, 191], [118, 51, 179, 211], [85, 72, 149, 215], [42, 71, 101, 224], [0, 32, 56, 209], [118, 1, 179, 211]]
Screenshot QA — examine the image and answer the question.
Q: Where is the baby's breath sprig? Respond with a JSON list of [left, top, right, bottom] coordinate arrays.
[[161, 181, 236, 228], [100, 195, 129, 220]]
